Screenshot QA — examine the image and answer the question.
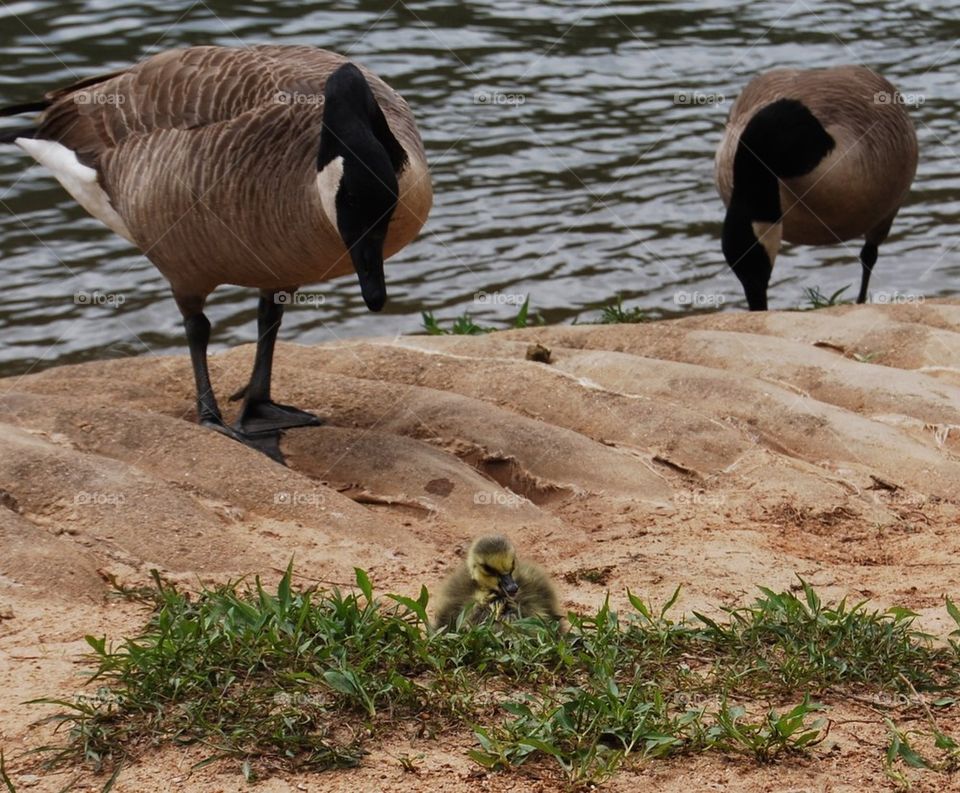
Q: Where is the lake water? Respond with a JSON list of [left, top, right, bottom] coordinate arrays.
[[0, 0, 956, 375]]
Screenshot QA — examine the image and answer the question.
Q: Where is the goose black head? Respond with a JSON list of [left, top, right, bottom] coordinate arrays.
[[467, 535, 519, 598], [317, 62, 408, 312], [723, 98, 835, 311]]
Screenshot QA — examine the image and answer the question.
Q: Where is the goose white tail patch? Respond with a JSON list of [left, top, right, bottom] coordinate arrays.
[[752, 220, 782, 266], [15, 137, 135, 244], [316, 155, 344, 231]]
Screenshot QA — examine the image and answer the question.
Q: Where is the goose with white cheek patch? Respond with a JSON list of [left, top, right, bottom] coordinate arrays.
[[0, 45, 432, 460], [715, 66, 917, 310]]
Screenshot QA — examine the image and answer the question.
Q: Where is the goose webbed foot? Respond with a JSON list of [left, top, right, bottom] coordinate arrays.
[[200, 417, 286, 464], [233, 399, 324, 434]]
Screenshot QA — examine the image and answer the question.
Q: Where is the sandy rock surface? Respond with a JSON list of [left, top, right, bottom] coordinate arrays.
[[1, 301, 958, 791]]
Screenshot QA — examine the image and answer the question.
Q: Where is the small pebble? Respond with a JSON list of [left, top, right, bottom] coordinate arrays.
[[525, 343, 552, 364]]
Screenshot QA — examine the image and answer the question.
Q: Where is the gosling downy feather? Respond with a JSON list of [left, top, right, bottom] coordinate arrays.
[[715, 65, 917, 310], [433, 535, 562, 630], [0, 45, 432, 460]]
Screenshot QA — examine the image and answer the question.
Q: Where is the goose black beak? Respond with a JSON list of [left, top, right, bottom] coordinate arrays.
[[499, 573, 519, 597], [351, 240, 387, 312]]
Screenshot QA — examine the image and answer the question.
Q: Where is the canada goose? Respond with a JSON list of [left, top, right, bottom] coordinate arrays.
[[715, 66, 917, 310], [433, 535, 562, 630], [0, 45, 432, 458]]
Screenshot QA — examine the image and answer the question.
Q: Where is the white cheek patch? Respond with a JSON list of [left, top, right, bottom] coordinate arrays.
[[16, 137, 135, 244], [316, 155, 344, 231], [751, 220, 782, 267]]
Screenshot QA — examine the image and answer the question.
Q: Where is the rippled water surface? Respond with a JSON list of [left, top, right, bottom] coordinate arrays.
[[0, 1, 957, 374]]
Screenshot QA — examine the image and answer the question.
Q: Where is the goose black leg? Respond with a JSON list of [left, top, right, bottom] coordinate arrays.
[[857, 241, 879, 304], [177, 293, 284, 463], [859, 214, 896, 305], [178, 296, 228, 431], [232, 289, 323, 435]]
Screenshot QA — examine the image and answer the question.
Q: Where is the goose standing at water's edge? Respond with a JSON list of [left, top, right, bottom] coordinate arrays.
[[0, 45, 432, 459], [715, 66, 917, 310]]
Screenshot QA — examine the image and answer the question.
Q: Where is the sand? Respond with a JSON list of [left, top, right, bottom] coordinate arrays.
[[1, 300, 959, 791]]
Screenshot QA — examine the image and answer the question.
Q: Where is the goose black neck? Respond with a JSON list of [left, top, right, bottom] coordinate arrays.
[[730, 97, 835, 221], [318, 62, 407, 174], [730, 145, 782, 223]]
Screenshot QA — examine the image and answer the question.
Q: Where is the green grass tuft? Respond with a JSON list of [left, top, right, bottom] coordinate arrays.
[[421, 309, 491, 335], [596, 294, 647, 324], [573, 294, 647, 325], [0, 750, 17, 793], [421, 296, 541, 335], [801, 285, 852, 310], [26, 570, 960, 787]]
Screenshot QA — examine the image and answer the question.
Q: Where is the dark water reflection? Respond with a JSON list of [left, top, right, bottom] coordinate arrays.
[[0, 1, 956, 374]]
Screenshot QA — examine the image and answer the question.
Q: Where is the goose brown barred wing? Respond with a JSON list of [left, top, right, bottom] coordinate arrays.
[[35, 46, 425, 170]]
